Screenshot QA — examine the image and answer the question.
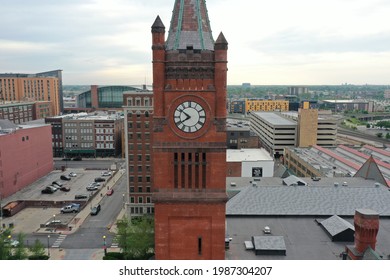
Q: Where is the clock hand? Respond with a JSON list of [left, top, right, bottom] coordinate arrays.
[[182, 111, 191, 122]]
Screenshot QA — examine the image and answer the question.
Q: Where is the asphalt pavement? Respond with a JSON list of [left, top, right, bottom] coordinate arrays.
[[2, 167, 126, 260]]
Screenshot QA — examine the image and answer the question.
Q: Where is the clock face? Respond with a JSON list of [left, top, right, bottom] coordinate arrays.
[[174, 101, 206, 133]]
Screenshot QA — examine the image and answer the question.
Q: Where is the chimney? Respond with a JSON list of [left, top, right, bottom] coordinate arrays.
[[345, 209, 379, 260]]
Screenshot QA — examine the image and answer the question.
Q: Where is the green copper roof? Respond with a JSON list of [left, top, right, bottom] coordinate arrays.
[[166, 0, 214, 50]]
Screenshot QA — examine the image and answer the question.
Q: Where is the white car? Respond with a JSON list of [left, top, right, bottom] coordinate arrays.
[[86, 185, 98, 191], [69, 172, 77, 177], [101, 171, 112, 176]]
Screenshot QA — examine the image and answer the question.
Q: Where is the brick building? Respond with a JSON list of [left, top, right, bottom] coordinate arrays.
[[123, 91, 154, 217], [151, 0, 228, 259], [0, 120, 53, 199], [0, 70, 63, 115]]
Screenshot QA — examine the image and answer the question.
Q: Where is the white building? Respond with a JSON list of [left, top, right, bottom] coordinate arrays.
[[227, 149, 274, 178]]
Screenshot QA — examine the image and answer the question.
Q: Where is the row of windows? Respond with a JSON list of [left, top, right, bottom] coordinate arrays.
[[129, 186, 151, 193], [128, 122, 150, 129], [128, 144, 150, 151], [128, 133, 150, 140], [96, 135, 113, 141], [129, 154, 151, 161], [129, 196, 152, 204], [96, 128, 114, 134], [126, 97, 153, 107], [97, 143, 114, 149], [129, 165, 151, 172], [129, 176, 151, 183], [130, 207, 154, 215]]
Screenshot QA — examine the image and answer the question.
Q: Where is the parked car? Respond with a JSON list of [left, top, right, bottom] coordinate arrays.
[[60, 186, 70, 192], [86, 185, 98, 191], [73, 156, 82, 161], [45, 220, 62, 227], [101, 171, 112, 176], [41, 186, 56, 194], [69, 172, 77, 177], [94, 177, 106, 182], [75, 194, 88, 199], [52, 181, 63, 187], [90, 204, 101, 216], [90, 182, 101, 187], [61, 203, 80, 214], [60, 175, 71, 181], [4, 238, 19, 247], [106, 189, 114, 196]]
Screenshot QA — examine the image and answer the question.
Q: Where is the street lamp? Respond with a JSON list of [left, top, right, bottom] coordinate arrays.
[[47, 235, 50, 258], [103, 235, 107, 256]]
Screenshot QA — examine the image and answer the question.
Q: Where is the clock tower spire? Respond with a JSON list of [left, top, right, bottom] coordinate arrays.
[[152, 0, 228, 260]]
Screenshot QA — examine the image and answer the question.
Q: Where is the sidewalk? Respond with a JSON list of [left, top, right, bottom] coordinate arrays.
[[36, 168, 126, 235]]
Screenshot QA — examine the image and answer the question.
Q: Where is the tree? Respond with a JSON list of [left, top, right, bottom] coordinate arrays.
[[29, 239, 48, 260], [376, 132, 383, 138], [0, 229, 12, 260], [9, 233, 28, 260], [386, 133, 390, 140], [116, 216, 154, 260]]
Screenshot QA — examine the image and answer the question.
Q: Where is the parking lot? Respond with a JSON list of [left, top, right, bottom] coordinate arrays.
[[2, 167, 117, 233]]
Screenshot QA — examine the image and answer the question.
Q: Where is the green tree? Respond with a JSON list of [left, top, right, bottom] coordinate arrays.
[[386, 133, 390, 140], [9, 233, 28, 260], [116, 216, 154, 260], [376, 132, 383, 138], [29, 239, 47, 259], [0, 229, 12, 260]]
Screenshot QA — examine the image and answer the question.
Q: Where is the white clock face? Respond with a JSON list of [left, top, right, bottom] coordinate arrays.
[[174, 101, 206, 133]]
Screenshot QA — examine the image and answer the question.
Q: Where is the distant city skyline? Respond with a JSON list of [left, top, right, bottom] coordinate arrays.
[[1, 0, 390, 85]]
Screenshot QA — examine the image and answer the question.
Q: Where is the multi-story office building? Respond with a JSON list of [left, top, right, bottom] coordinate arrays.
[[45, 112, 123, 158], [229, 100, 245, 114], [282, 109, 337, 147], [245, 99, 289, 113], [288, 86, 308, 96], [123, 91, 154, 217], [250, 112, 297, 157], [229, 99, 289, 114], [0, 101, 53, 124], [227, 120, 260, 149], [0, 70, 63, 115], [322, 100, 375, 113]]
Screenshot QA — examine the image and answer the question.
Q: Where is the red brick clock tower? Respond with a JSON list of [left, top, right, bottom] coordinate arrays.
[[151, 0, 228, 260]]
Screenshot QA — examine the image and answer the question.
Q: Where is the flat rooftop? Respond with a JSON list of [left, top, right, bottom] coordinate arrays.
[[225, 216, 390, 260], [252, 112, 296, 126], [227, 149, 273, 162]]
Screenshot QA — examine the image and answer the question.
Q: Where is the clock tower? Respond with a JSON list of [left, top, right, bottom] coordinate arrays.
[[151, 0, 228, 260]]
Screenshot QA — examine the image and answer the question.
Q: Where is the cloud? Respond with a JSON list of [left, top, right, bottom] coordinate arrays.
[[251, 30, 390, 54]]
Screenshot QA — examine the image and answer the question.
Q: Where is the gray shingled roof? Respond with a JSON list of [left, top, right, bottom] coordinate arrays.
[[226, 184, 390, 216], [320, 215, 354, 236], [252, 236, 286, 251]]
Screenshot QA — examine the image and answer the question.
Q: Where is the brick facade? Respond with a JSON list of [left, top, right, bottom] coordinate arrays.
[[151, 1, 228, 260]]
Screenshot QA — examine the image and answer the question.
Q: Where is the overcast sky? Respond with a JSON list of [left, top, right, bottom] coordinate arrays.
[[1, 0, 390, 85]]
